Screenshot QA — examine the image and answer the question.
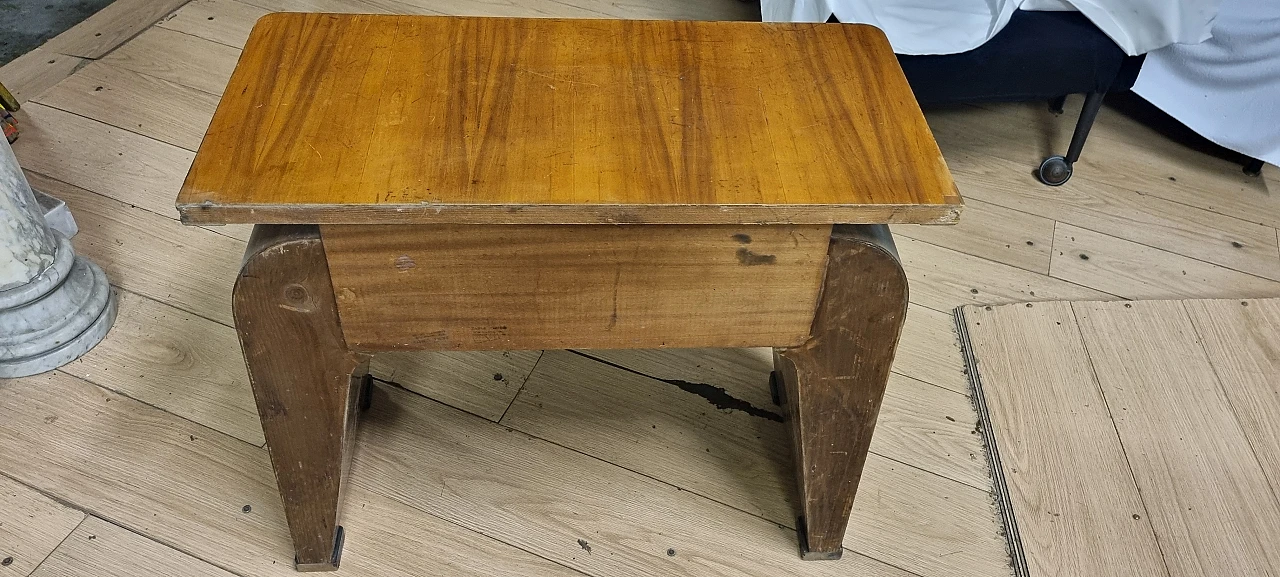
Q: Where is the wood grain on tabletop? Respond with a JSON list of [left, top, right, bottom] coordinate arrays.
[[322, 223, 830, 350], [960, 302, 1166, 577], [177, 13, 961, 225]]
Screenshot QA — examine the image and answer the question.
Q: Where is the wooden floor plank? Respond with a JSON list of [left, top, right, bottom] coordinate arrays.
[[928, 101, 1280, 229], [372, 350, 543, 422], [38, 0, 191, 59], [61, 289, 262, 446], [575, 348, 988, 488], [898, 235, 1112, 313], [898, 304, 968, 395], [893, 198, 1055, 275], [356, 383, 918, 577], [941, 153, 1280, 282], [1183, 299, 1280, 502], [156, 0, 271, 48], [0, 372, 587, 577], [0, 49, 88, 105], [960, 302, 1167, 577], [1074, 300, 1280, 577], [30, 516, 234, 577], [1050, 223, 1280, 300], [35, 60, 219, 152], [10, 103, 194, 226], [26, 171, 242, 327], [102, 27, 239, 96], [0, 475, 84, 577], [500, 351, 1006, 577]]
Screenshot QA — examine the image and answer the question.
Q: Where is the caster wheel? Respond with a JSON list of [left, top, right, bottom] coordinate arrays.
[[358, 374, 374, 412], [1038, 156, 1072, 186], [768, 371, 783, 406]]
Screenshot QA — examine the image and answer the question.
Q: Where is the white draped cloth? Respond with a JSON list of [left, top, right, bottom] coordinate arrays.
[[761, 0, 1220, 56], [1133, 0, 1279, 165]]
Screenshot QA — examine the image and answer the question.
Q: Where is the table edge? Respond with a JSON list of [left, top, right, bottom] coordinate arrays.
[[176, 201, 964, 226]]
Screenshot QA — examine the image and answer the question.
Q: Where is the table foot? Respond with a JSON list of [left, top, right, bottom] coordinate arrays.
[[775, 225, 907, 559], [796, 517, 843, 560], [295, 526, 345, 572]]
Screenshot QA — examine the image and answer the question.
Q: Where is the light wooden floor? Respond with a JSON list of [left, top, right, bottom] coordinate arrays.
[[959, 298, 1280, 577], [1, 0, 1279, 576]]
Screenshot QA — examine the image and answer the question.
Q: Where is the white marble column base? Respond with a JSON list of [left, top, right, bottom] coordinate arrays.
[[0, 234, 118, 378]]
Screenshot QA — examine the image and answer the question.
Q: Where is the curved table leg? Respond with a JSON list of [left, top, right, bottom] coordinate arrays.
[[233, 225, 370, 572], [774, 224, 909, 560]]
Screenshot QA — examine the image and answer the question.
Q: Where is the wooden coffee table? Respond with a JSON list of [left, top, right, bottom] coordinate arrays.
[[178, 13, 960, 572]]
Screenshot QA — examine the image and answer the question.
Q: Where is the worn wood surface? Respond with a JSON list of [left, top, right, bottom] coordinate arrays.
[[0, 475, 84, 577], [177, 13, 960, 225], [323, 224, 830, 350], [959, 302, 1167, 577], [774, 225, 909, 557], [233, 225, 370, 569]]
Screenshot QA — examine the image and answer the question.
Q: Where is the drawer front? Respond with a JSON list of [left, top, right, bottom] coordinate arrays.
[[322, 224, 830, 351]]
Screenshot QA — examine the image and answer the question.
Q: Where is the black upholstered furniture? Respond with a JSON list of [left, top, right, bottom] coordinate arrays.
[[891, 10, 1146, 185]]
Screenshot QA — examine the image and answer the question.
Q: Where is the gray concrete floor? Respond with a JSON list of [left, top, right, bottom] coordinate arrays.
[[1, 0, 116, 65]]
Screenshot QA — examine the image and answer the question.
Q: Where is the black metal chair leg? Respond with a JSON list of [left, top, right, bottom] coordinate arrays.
[[1039, 90, 1105, 186], [1048, 95, 1067, 114], [1065, 91, 1104, 164], [1243, 158, 1264, 177]]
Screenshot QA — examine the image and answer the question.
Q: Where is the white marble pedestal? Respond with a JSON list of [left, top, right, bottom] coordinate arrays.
[[1, 136, 116, 378]]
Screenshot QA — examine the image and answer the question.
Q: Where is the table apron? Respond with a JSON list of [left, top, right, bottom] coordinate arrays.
[[319, 223, 832, 351]]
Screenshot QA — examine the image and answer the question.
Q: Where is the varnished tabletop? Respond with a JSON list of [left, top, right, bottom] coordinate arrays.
[[177, 13, 961, 225]]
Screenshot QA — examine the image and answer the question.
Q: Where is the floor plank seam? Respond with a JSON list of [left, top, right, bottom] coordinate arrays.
[[496, 350, 545, 423], [1180, 300, 1280, 510], [52, 1, 197, 64], [26, 514, 87, 576], [358, 378, 934, 577], [28, 98, 203, 155], [78, 514, 261, 577], [969, 188, 1280, 285], [566, 349, 993, 492], [1059, 221, 1280, 286], [0, 470, 89, 531], [53, 360, 262, 447], [20, 163, 245, 247], [952, 306, 1024, 577], [1065, 302, 1176, 577], [154, 21, 245, 52]]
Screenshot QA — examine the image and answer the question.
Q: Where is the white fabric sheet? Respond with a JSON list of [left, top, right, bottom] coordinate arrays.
[[1132, 0, 1279, 165], [761, 0, 1219, 56]]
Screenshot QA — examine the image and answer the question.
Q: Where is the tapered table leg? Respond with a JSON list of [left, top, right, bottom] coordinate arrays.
[[233, 225, 370, 572], [774, 224, 908, 560]]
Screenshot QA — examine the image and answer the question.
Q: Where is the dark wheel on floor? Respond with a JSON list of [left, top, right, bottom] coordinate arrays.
[[1038, 155, 1072, 186]]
